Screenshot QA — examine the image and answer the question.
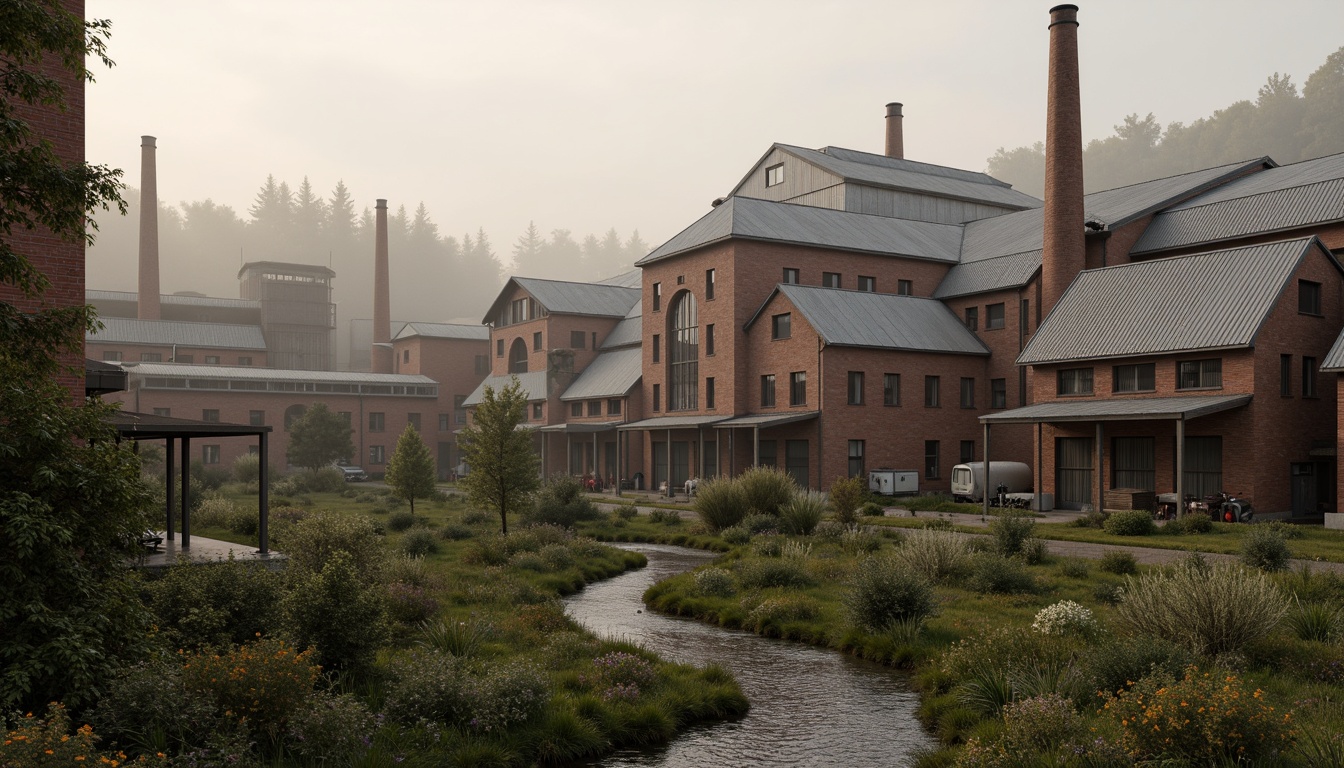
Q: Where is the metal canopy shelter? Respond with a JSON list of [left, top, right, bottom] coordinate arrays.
[[534, 422, 623, 491], [977, 395, 1252, 517], [619, 415, 729, 497], [109, 411, 274, 553], [714, 411, 820, 468]]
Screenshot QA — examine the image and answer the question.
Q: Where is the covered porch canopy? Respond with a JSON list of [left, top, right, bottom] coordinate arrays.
[[619, 415, 729, 497], [714, 411, 820, 470], [109, 411, 274, 553], [534, 421, 623, 484], [977, 394, 1252, 516]]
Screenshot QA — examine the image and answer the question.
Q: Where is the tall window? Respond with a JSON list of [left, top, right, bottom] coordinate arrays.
[[533, 331, 542, 351], [608, 398, 622, 415], [202, 445, 220, 465], [960, 440, 975, 463], [532, 402, 543, 419], [1184, 436, 1222, 499], [705, 324, 715, 355], [1300, 280, 1322, 315], [857, 276, 876, 292], [960, 378, 975, 408], [454, 395, 467, 424], [652, 383, 661, 412], [369, 445, 385, 465], [925, 440, 940, 479], [408, 413, 421, 430], [848, 371, 864, 405], [991, 378, 1006, 409], [652, 334, 660, 363], [986, 303, 1006, 329], [1113, 363, 1155, 393], [509, 338, 528, 373], [475, 354, 489, 374], [897, 279, 912, 295], [668, 292, 699, 410], [706, 268, 716, 300], [652, 282, 661, 311], [1176, 359, 1221, 390], [822, 272, 841, 288], [884, 373, 900, 406], [1113, 437, 1156, 491], [1020, 299, 1031, 335], [924, 375, 940, 407], [1281, 354, 1293, 396], [1058, 368, 1094, 395], [790, 371, 806, 406], [706, 377, 716, 409], [496, 339, 504, 357], [1304, 356, 1318, 398], [761, 374, 776, 407], [369, 412, 385, 432], [782, 268, 799, 284], [848, 440, 865, 477], [772, 313, 791, 340], [965, 307, 978, 331]]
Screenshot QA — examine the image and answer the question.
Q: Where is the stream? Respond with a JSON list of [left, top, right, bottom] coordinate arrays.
[[564, 543, 935, 767]]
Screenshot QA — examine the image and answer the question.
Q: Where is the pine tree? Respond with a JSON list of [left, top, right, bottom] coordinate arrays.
[[511, 220, 544, 275], [385, 425, 437, 514], [459, 377, 539, 535]]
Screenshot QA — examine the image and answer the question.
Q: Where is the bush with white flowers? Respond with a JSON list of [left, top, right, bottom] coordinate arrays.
[[1031, 600, 1098, 637]]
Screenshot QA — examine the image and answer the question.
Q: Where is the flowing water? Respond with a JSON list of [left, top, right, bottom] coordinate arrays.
[[564, 543, 935, 767]]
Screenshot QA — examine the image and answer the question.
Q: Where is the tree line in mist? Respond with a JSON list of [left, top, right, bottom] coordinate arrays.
[[988, 47, 1344, 197], [86, 177, 650, 327]]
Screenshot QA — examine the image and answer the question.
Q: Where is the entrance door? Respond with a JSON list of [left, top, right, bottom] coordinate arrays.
[[785, 439, 810, 489], [603, 441, 617, 481], [1292, 462, 1317, 517], [652, 442, 667, 490], [671, 441, 690, 488], [1056, 437, 1093, 510], [437, 442, 452, 481]]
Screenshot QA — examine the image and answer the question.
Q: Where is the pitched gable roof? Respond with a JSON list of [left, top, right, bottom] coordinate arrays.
[[394, 322, 490, 341], [89, 317, 268, 350], [560, 347, 642, 401], [1018, 238, 1328, 365], [747, 285, 989, 355], [482, 277, 640, 323]]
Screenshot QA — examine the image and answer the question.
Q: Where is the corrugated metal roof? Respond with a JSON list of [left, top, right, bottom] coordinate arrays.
[[87, 289, 261, 310], [618, 415, 729, 430], [1133, 154, 1344, 254], [127, 362, 436, 385], [89, 317, 268, 349], [639, 197, 964, 266], [394, 322, 490, 341], [933, 250, 1042, 299], [535, 421, 623, 433], [600, 313, 642, 349], [714, 411, 820, 428], [781, 144, 1042, 210], [462, 371, 549, 406], [756, 285, 989, 355], [1321, 326, 1344, 371], [1018, 238, 1313, 365], [560, 347, 642, 400], [510, 277, 640, 317], [597, 269, 643, 288], [981, 394, 1252, 424]]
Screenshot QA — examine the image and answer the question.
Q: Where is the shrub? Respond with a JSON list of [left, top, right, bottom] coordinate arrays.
[[858, 501, 886, 518], [194, 496, 237, 529], [527, 474, 601, 527], [1058, 558, 1090, 579], [399, 527, 440, 557], [92, 660, 219, 753], [145, 556, 284, 650], [1102, 509, 1155, 536], [230, 453, 261, 484], [693, 476, 748, 530], [383, 648, 467, 724], [386, 581, 440, 624], [1080, 633, 1195, 699], [1031, 600, 1098, 638], [1018, 537, 1049, 565], [1098, 550, 1138, 575], [1001, 692, 1085, 751], [748, 594, 822, 627], [736, 556, 817, 589], [844, 555, 936, 632], [286, 690, 376, 765], [1092, 582, 1124, 605], [966, 553, 1036, 594], [898, 528, 969, 583], [736, 465, 798, 516], [812, 520, 845, 540], [387, 508, 417, 532], [462, 508, 492, 525], [741, 512, 781, 535], [0, 704, 172, 768], [828, 476, 867, 525], [988, 511, 1035, 556], [613, 503, 638, 520], [1242, 525, 1292, 571], [464, 659, 549, 732], [1115, 561, 1289, 656], [720, 525, 751, 545], [282, 550, 390, 672], [1256, 519, 1305, 539], [694, 567, 736, 597], [922, 517, 955, 531], [1171, 511, 1212, 534], [648, 508, 681, 525], [840, 528, 882, 555], [278, 511, 386, 581], [1103, 667, 1296, 763], [1287, 596, 1343, 643], [1070, 508, 1109, 528], [750, 534, 783, 557], [780, 490, 827, 535], [181, 636, 320, 731], [440, 522, 474, 540]]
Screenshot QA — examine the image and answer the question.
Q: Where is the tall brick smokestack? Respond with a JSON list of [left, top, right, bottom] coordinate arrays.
[[371, 199, 393, 374], [137, 135, 161, 320], [884, 102, 904, 159], [1041, 4, 1085, 318]]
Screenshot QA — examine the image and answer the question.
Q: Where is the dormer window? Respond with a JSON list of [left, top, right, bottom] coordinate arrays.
[[766, 163, 784, 187]]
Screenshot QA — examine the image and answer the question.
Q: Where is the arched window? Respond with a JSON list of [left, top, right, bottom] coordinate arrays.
[[668, 291, 698, 410], [509, 338, 528, 374], [283, 404, 307, 431]]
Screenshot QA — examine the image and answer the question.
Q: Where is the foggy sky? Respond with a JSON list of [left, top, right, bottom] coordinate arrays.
[[85, 0, 1344, 291]]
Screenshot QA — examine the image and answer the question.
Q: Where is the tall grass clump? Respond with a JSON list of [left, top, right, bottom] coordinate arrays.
[[736, 465, 797, 517], [897, 528, 969, 583], [844, 555, 936, 632], [693, 476, 748, 531], [1287, 596, 1343, 643], [779, 490, 826, 535], [827, 475, 867, 525], [1116, 560, 1289, 656], [988, 511, 1035, 557]]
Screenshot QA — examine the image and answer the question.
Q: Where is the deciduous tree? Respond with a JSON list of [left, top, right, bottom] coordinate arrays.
[[385, 424, 436, 514], [458, 377, 539, 535], [286, 402, 355, 472]]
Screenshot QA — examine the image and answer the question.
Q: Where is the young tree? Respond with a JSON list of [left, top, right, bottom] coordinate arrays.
[[286, 402, 355, 472], [385, 424, 436, 513], [1, 0, 158, 711], [458, 377, 539, 535]]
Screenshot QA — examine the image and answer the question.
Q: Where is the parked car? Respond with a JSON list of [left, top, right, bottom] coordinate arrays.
[[334, 464, 368, 482]]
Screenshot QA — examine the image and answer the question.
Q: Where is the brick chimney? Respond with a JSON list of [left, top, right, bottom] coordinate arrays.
[[371, 199, 393, 374], [1041, 4, 1085, 318], [884, 102, 904, 159], [137, 135, 161, 320]]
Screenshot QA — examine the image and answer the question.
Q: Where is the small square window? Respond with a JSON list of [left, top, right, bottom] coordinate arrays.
[[858, 276, 876, 292], [782, 268, 799, 284], [986, 303, 1005, 329], [607, 398, 622, 415], [766, 163, 784, 187], [408, 413, 421, 430], [897, 280, 912, 295], [571, 402, 583, 417], [369, 412, 385, 431], [202, 409, 220, 423], [587, 400, 601, 416], [571, 330, 586, 349], [772, 313, 791, 340], [237, 356, 252, 366], [822, 272, 841, 288], [1300, 280, 1322, 315], [249, 410, 265, 426]]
